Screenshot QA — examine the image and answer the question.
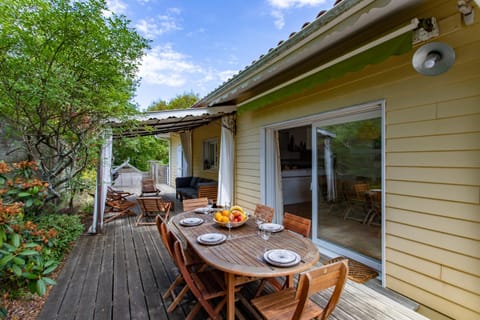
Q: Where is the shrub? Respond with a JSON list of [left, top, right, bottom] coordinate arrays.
[[0, 161, 58, 298]]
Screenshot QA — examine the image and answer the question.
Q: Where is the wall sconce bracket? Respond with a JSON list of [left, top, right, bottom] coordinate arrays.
[[412, 17, 439, 45]]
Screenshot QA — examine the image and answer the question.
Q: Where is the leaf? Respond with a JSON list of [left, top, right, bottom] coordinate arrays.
[[42, 264, 58, 275], [24, 242, 39, 248], [12, 264, 22, 276], [13, 256, 25, 266], [11, 233, 20, 247], [0, 254, 14, 267], [19, 249, 39, 256], [18, 192, 32, 198], [22, 272, 38, 280], [42, 277, 57, 286], [25, 198, 33, 207], [36, 278, 46, 296]]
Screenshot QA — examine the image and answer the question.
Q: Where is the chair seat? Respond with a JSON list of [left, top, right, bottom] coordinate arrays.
[[251, 288, 323, 320]]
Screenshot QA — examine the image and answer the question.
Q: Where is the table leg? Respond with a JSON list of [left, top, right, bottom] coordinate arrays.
[[226, 273, 235, 320], [286, 274, 294, 288]]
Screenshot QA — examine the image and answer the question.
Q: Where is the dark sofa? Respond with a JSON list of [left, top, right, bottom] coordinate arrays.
[[175, 176, 218, 201]]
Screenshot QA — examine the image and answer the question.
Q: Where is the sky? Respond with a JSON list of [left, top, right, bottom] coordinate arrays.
[[105, 0, 337, 110]]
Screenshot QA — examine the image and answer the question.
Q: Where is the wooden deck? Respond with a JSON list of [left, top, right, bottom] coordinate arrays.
[[38, 192, 428, 320]]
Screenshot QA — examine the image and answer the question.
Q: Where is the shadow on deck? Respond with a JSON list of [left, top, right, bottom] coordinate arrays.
[[38, 188, 427, 320]]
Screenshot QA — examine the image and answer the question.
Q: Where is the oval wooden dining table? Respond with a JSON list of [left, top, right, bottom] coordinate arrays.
[[171, 211, 320, 320]]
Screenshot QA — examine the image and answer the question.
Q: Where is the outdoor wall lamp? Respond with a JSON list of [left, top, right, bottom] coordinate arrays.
[[412, 42, 456, 76]]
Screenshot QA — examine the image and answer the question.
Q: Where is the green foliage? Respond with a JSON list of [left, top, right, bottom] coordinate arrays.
[[34, 214, 83, 262], [0, 162, 59, 298], [0, 0, 149, 200], [147, 92, 199, 111], [113, 136, 168, 171]]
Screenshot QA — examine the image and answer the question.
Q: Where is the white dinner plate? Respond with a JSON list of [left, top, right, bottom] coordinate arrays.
[[179, 217, 204, 226], [197, 233, 227, 245], [194, 207, 210, 214], [264, 249, 300, 267], [259, 223, 284, 233]]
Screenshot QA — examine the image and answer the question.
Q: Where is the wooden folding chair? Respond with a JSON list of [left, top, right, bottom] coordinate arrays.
[[156, 216, 203, 312], [173, 240, 241, 320], [107, 186, 133, 200], [141, 178, 160, 196], [283, 212, 311, 237], [256, 212, 313, 295], [136, 196, 171, 226], [254, 203, 274, 223], [251, 259, 349, 320], [182, 197, 208, 212], [104, 199, 136, 223]]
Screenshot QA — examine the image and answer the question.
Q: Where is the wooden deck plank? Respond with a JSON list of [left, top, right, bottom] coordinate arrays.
[[124, 219, 149, 320], [93, 221, 114, 320], [37, 234, 90, 320], [37, 190, 428, 320], [75, 232, 106, 320], [112, 219, 131, 319], [141, 219, 191, 319]]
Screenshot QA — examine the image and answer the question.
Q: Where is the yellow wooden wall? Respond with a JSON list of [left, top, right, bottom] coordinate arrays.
[[191, 119, 221, 181], [235, 1, 479, 319]]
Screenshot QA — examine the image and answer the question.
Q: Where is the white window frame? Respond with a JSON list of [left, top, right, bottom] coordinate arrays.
[[203, 138, 219, 171]]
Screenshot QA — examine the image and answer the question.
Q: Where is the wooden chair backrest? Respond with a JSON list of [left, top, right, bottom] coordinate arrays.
[[173, 240, 224, 319], [283, 212, 311, 237], [182, 197, 209, 211], [254, 204, 274, 223], [137, 197, 170, 212], [156, 216, 175, 260], [293, 259, 348, 320], [197, 185, 217, 202], [353, 183, 369, 200]]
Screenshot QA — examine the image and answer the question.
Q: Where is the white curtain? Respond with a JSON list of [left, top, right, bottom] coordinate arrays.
[[89, 130, 112, 234], [179, 130, 192, 176], [324, 137, 336, 201], [274, 130, 284, 223], [217, 114, 235, 206]]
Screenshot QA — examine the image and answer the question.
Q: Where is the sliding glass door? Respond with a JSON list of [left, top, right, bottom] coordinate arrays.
[[312, 111, 382, 264]]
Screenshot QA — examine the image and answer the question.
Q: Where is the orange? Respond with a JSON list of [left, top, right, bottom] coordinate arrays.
[[221, 210, 230, 217]]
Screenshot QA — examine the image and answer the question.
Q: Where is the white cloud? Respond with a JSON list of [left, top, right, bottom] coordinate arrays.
[[139, 44, 201, 87], [267, 0, 327, 29], [135, 10, 181, 39], [105, 0, 127, 16], [271, 10, 285, 29]]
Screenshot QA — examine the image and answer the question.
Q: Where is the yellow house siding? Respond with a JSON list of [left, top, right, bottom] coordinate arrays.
[[234, 2, 479, 318], [191, 120, 221, 181]]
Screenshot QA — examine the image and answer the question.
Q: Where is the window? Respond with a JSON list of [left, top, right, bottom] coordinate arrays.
[[203, 138, 218, 170]]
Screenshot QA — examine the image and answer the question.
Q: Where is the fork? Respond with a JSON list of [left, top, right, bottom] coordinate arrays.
[[256, 256, 274, 270]]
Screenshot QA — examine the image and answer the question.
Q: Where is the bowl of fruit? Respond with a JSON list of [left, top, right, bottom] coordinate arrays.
[[213, 205, 248, 228]]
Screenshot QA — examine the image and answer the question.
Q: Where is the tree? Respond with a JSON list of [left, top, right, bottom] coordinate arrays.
[[113, 136, 168, 172], [147, 92, 199, 111], [0, 0, 149, 204]]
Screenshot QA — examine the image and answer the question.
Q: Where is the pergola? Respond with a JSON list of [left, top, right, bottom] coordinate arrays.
[[89, 106, 236, 234]]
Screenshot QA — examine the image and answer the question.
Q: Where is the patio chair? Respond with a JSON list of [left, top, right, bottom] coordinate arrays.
[[141, 178, 160, 196], [104, 199, 136, 223], [156, 216, 206, 313], [343, 182, 370, 223], [182, 197, 209, 212], [107, 186, 134, 201], [255, 212, 313, 295], [366, 190, 381, 226], [136, 196, 171, 226], [283, 212, 311, 237], [251, 259, 349, 320], [173, 239, 242, 320], [254, 203, 274, 223]]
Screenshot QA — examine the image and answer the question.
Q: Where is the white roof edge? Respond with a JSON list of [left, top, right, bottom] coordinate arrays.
[[111, 105, 236, 123]]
